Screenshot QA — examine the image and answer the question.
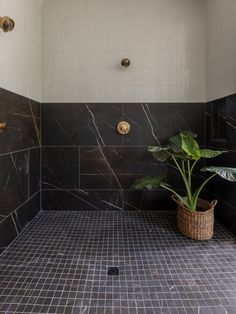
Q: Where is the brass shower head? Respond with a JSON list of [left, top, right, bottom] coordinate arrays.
[[121, 58, 131, 68], [0, 16, 15, 32]]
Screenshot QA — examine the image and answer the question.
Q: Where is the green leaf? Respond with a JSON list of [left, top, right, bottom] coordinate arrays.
[[171, 151, 191, 160], [180, 131, 200, 160], [169, 134, 182, 152], [180, 130, 198, 138], [131, 176, 165, 190], [201, 166, 236, 182], [148, 146, 170, 162], [200, 149, 227, 158]]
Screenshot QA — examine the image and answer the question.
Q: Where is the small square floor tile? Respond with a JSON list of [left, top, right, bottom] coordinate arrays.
[[0, 211, 236, 313]]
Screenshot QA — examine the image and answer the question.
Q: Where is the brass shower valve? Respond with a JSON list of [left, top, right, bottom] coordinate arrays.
[[117, 121, 130, 135], [0, 123, 7, 132], [0, 16, 15, 32]]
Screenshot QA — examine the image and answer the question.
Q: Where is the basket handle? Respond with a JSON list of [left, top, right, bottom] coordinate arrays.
[[211, 200, 218, 208], [171, 195, 180, 204]]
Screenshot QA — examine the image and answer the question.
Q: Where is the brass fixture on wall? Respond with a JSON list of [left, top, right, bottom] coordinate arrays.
[[117, 121, 130, 135], [0, 122, 7, 132], [121, 58, 131, 68], [0, 16, 15, 32]]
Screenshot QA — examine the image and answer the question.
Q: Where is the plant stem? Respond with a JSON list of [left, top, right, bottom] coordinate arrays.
[[187, 160, 191, 192], [192, 173, 217, 210], [160, 184, 190, 208], [190, 159, 198, 173], [182, 160, 186, 176], [172, 156, 193, 207]]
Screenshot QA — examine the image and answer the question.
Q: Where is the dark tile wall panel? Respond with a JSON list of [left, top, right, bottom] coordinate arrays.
[[80, 146, 166, 189], [123, 189, 178, 211], [123, 103, 205, 146], [42, 103, 122, 146], [41, 102, 205, 211], [12, 192, 40, 233], [0, 88, 41, 252], [0, 216, 18, 254], [42, 103, 205, 147], [206, 94, 236, 150], [29, 148, 40, 196], [0, 150, 29, 216], [206, 94, 236, 234], [42, 190, 123, 211], [42, 147, 79, 189], [0, 88, 40, 155]]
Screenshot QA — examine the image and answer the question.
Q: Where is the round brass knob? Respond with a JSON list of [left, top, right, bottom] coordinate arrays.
[[0, 17, 15, 32], [117, 121, 130, 135], [121, 58, 131, 68], [0, 123, 7, 132]]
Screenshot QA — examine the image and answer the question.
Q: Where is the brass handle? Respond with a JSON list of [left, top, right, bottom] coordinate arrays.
[[117, 121, 130, 135], [0, 123, 7, 132], [0, 16, 15, 32], [121, 58, 131, 68]]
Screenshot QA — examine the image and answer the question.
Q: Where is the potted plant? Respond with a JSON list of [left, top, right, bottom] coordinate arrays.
[[132, 130, 236, 240]]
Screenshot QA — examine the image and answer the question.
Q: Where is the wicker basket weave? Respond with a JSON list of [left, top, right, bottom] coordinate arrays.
[[173, 196, 218, 240]]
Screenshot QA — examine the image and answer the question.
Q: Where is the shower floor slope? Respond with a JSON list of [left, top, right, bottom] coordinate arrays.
[[0, 211, 236, 314]]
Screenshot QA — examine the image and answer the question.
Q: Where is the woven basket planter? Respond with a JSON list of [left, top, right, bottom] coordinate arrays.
[[172, 196, 218, 240]]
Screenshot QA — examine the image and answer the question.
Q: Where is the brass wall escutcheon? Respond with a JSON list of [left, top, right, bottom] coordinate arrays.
[[117, 121, 130, 135], [0, 123, 7, 132]]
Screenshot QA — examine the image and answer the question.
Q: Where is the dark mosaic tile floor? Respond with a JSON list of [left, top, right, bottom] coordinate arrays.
[[0, 211, 236, 314]]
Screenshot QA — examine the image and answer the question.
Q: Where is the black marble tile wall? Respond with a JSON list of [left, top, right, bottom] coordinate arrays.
[[42, 102, 205, 211], [0, 88, 41, 253], [2, 89, 235, 242], [206, 94, 236, 234]]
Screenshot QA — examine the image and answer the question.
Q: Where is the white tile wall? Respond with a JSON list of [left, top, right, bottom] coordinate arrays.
[[0, 0, 42, 101], [1, 0, 234, 103], [206, 0, 236, 101], [42, 0, 206, 103]]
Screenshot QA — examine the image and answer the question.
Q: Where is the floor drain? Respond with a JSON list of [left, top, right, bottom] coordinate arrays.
[[107, 267, 119, 276]]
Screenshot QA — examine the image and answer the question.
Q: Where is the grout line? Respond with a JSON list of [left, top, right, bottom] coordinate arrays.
[[28, 149, 30, 199], [40, 102, 42, 212], [41, 145, 155, 148], [204, 102, 207, 148], [122, 103, 124, 147], [40, 144, 221, 150], [29, 99, 41, 145], [42, 102, 206, 105], [121, 188, 124, 210], [0, 146, 40, 158], [78, 147, 80, 189], [207, 145, 236, 153], [41, 188, 185, 192]]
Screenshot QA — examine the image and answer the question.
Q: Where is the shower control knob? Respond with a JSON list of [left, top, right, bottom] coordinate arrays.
[[117, 121, 130, 135], [121, 58, 131, 68], [0, 16, 15, 32], [0, 122, 7, 132]]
